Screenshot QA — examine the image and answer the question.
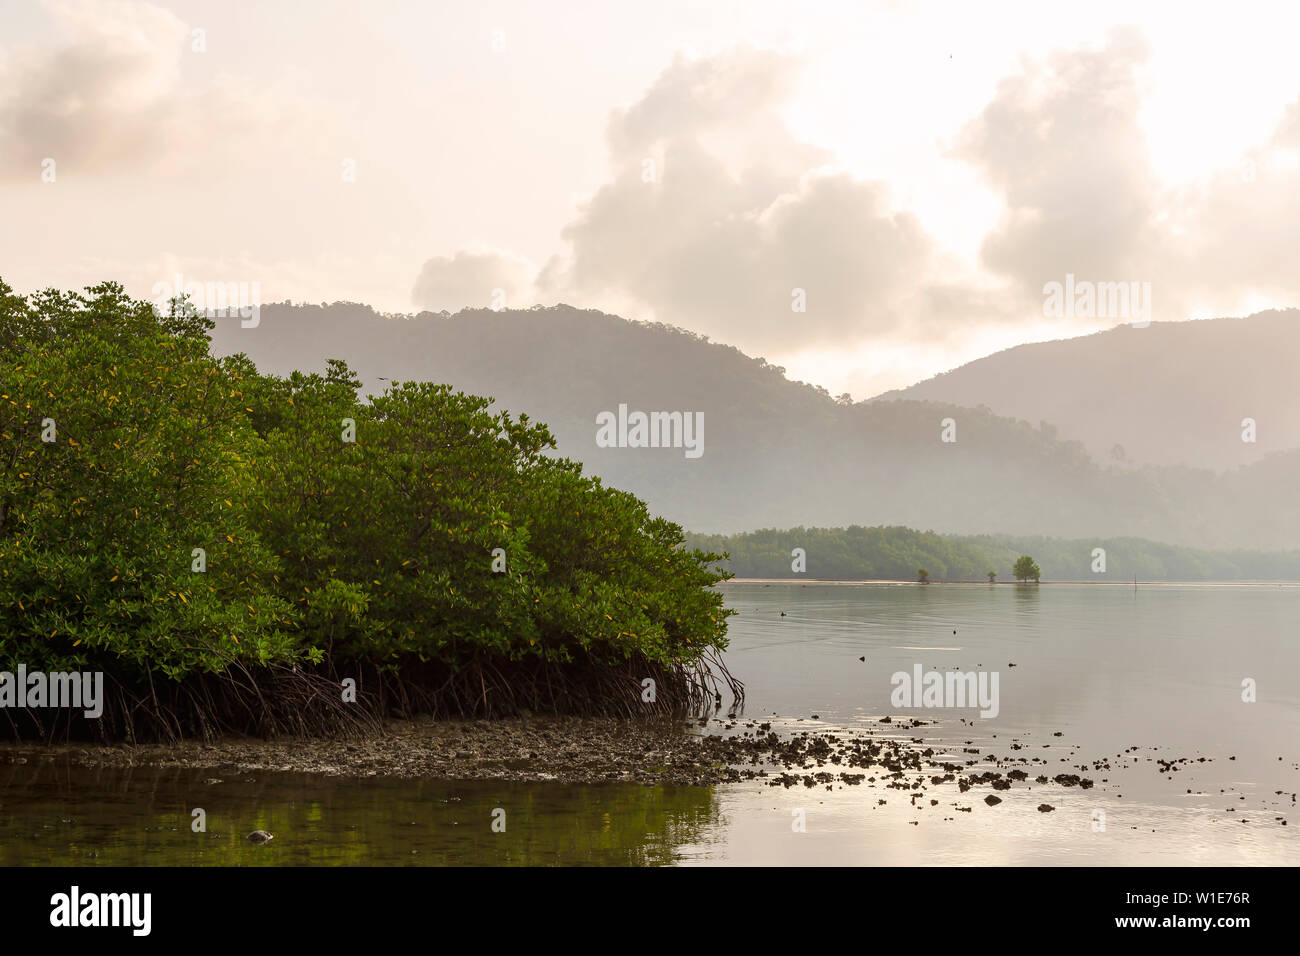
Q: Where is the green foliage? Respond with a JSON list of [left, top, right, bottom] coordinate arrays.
[[686, 525, 1300, 582], [1012, 555, 1041, 583], [0, 282, 295, 679], [0, 280, 731, 696]]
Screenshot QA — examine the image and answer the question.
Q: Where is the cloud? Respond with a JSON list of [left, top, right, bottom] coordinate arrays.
[[0, 0, 315, 181], [417, 36, 1300, 366], [1271, 96, 1300, 148], [530, 47, 940, 352], [604, 48, 820, 173], [1163, 137, 1300, 314], [411, 249, 536, 313], [952, 26, 1161, 308], [952, 26, 1300, 325]]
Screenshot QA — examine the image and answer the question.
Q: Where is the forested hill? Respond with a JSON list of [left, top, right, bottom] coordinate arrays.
[[209, 302, 1300, 550], [875, 310, 1300, 470], [684, 526, 1300, 583]]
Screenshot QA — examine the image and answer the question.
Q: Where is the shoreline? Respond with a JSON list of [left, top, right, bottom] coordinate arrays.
[[723, 578, 1300, 586], [1, 714, 1099, 805], [2, 716, 743, 787]]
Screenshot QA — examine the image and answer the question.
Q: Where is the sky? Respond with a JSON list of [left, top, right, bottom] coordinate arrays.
[[3, 0, 1299, 397]]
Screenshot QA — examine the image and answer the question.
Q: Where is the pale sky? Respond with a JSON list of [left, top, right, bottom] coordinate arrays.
[[3, 0, 1299, 396]]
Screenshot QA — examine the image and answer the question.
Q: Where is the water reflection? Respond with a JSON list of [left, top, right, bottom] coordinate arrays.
[[0, 756, 718, 866], [3, 582, 1298, 865]]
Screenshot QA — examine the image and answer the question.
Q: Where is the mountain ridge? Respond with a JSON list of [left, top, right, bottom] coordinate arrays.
[[873, 309, 1300, 470], [207, 302, 1300, 549]]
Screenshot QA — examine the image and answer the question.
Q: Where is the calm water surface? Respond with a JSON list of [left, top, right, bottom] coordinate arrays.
[[3, 582, 1297, 865]]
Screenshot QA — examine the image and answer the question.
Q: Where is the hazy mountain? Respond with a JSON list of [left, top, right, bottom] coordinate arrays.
[[874, 310, 1300, 470], [209, 303, 1300, 549]]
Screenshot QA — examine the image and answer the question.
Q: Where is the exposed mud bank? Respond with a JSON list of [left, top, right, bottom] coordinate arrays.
[[3, 714, 1111, 805], [4, 716, 733, 786], [12, 714, 1281, 825]]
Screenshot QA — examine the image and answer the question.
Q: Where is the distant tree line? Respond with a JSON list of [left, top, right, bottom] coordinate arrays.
[[684, 525, 1300, 582]]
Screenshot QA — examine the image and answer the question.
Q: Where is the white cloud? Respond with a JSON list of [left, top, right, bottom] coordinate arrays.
[[0, 0, 317, 181], [530, 48, 944, 352], [411, 249, 537, 313]]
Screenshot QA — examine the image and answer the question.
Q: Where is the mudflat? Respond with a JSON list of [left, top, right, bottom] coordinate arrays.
[[7, 716, 739, 786]]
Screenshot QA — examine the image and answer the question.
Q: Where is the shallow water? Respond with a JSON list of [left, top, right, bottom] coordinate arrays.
[[0, 760, 714, 866], [3, 582, 1297, 865], [682, 581, 1300, 864]]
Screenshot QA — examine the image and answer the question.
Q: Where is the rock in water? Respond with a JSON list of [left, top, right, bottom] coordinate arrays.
[[246, 830, 274, 844]]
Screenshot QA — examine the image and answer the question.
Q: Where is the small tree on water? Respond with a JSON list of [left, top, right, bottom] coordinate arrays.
[[1013, 556, 1041, 582], [917, 568, 930, 584]]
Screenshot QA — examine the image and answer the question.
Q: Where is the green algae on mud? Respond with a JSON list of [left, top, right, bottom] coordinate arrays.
[[0, 754, 720, 866]]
